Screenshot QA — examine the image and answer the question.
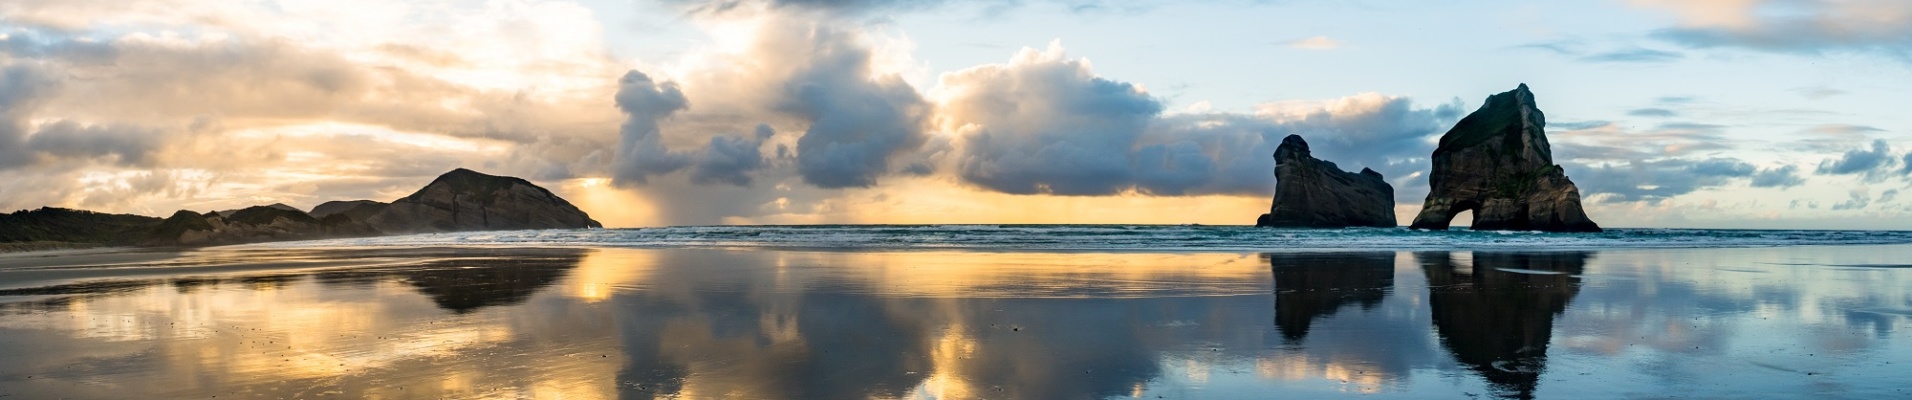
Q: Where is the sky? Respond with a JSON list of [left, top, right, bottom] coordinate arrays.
[[1, 0, 1910, 229]]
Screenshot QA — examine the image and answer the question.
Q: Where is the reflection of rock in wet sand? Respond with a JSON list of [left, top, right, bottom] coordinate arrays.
[[1417, 252, 1589, 400], [396, 253, 583, 313], [0, 248, 586, 315], [1265, 252, 1396, 343]]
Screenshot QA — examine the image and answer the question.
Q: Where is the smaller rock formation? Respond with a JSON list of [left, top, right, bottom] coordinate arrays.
[[310, 200, 389, 221], [367, 168, 602, 234], [1408, 84, 1600, 232], [142, 206, 378, 246], [1256, 135, 1397, 228], [213, 203, 303, 218]]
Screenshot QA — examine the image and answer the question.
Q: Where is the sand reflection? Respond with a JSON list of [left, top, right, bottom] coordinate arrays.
[[0, 245, 1909, 399]]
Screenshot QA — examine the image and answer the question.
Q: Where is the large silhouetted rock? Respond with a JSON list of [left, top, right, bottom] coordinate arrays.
[[367, 168, 602, 233], [1255, 135, 1396, 228], [1408, 84, 1600, 232]]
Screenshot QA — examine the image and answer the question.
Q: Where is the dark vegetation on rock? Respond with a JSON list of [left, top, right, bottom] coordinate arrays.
[[1255, 135, 1396, 228], [0, 207, 164, 246]]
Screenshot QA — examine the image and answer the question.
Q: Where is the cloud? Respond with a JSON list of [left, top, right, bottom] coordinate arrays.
[[1749, 165, 1805, 188], [1512, 39, 1684, 63], [1627, 108, 1678, 118], [1284, 36, 1341, 50], [0, 0, 637, 216], [777, 25, 933, 189], [1551, 121, 1733, 161], [1581, 47, 1684, 63], [1807, 124, 1885, 135], [1832, 189, 1872, 210], [0, 63, 58, 169], [0, 63, 165, 170], [1792, 85, 1846, 99], [939, 43, 1164, 195], [691, 124, 779, 186], [1571, 158, 1762, 202], [1631, 0, 1912, 58], [936, 43, 1461, 198], [612, 71, 785, 188], [1816, 139, 1899, 179], [612, 70, 694, 185]]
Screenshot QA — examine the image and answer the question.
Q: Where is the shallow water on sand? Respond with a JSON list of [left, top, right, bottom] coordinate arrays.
[[0, 244, 1909, 399]]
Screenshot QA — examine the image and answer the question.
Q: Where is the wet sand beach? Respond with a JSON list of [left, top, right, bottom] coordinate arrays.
[[0, 244, 1909, 399]]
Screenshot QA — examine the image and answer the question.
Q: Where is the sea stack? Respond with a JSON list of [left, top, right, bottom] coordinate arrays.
[[1256, 135, 1397, 228], [1408, 84, 1600, 232], [367, 168, 602, 233]]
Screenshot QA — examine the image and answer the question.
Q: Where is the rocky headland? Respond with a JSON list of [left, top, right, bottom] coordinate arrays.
[[0, 168, 600, 249]]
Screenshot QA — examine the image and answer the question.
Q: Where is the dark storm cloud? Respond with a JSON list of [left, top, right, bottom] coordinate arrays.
[[941, 49, 1461, 199], [778, 28, 932, 189], [22, 121, 162, 166], [691, 124, 777, 186], [0, 64, 57, 169], [0, 63, 164, 170], [612, 70, 693, 185], [614, 71, 780, 188]]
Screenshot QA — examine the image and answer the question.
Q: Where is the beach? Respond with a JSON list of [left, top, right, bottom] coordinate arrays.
[[0, 229, 1909, 399]]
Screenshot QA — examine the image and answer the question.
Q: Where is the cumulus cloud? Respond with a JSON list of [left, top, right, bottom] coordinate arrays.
[[612, 70, 786, 187], [613, 71, 694, 184], [691, 124, 779, 186], [1816, 139, 1901, 179], [936, 43, 1461, 198], [1749, 165, 1805, 188], [1831, 189, 1872, 210], [777, 26, 932, 188], [1631, 0, 1912, 58], [940, 44, 1163, 195]]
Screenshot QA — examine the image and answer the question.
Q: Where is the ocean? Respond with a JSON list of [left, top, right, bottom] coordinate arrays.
[[1, 226, 1910, 399], [246, 225, 1912, 252]]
